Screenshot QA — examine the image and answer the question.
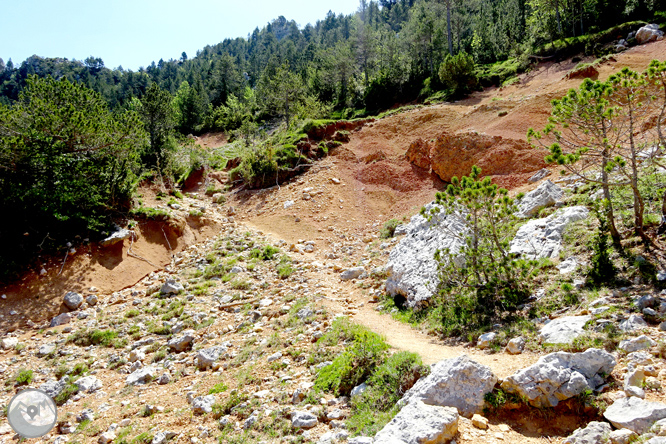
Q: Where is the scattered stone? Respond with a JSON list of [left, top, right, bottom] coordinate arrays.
[[77, 409, 95, 422], [351, 383, 368, 398], [196, 345, 228, 370], [540, 316, 591, 344], [129, 349, 146, 363], [506, 337, 525, 355], [341, 267, 365, 281], [284, 200, 295, 209], [126, 366, 156, 385], [604, 397, 666, 434], [609, 429, 637, 444], [619, 315, 648, 332], [86, 294, 98, 306], [1, 337, 18, 350], [517, 180, 563, 217], [402, 355, 497, 418], [291, 411, 318, 429], [98, 432, 116, 444], [563, 421, 612, 444], [510, 206, 589, 259], [472, 414, 489, 430], [157, 373, 171, 385], [557, 257, 579, 275], [619, 335, 656, 353], [192, 395, 216, 414], [75, 376, 102, 393], [267, 352, 282, 363], [160, 280, 184, 296], [40, 377, 69, 398], [501, 348, 615, 408], [477, 332, 497, 350], [63, 292, 84, 310], [168, 330, 195, 352], [100, 228, 132, 247], [374, 401, 458, 444], [37, 343, 56, 357], [528, 168, 552, 183], [385, 201, 467, 308], [348, 438, 373, 444]]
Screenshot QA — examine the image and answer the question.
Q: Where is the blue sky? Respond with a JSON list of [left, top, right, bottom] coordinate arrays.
[[3, 0, 361, 71]]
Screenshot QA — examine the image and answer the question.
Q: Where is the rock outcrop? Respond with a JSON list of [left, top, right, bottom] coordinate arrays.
[[401, 355, 497, 418], [385, 202, 466, 308], [501, 348, 615, 408], [405, 138, 432, 170], [510, 206, 589, 259], [429, 132, 547, 183]]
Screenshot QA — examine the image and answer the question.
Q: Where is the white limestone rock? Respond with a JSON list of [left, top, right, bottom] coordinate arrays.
[[619, 335, 656, 353], [517, 180, 563, 217], [401, 355, 497, 418], [373, 401, 458, 444], [385, 202, 467, 308], [510, 206, 589, 260], [604, 397, 666, 434], [563, 421, 612, 444], [501, 348, 615, 408], [540, 316, 591, 344]]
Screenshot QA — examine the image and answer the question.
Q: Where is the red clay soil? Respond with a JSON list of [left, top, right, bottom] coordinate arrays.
[[0, 188, 220, 333]]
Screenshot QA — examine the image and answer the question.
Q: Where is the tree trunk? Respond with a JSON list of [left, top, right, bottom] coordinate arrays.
[[446, 0, 453, 56], [659, 190, 666, 234], [601, 152, 622, 246]]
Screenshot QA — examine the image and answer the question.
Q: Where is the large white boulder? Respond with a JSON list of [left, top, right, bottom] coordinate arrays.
[[373, 400, 458, 444], [604, 397, 666, 434], [401, 355, 497, 418], [636, 24, 664, 45], [501, 348, 615, 408], [510, 206, 589, 259], [385, 202, 467, 308]]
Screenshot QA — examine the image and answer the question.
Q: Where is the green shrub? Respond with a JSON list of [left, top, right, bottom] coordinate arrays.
[[380, 219, 401, 239], [0, 76, 144, 279], [250, 245, 280, 260], [68, 329, 119, 347], [15, 369, 33, 385], [54, 382, 78, 405], [438, 52, 479, 99], [314, 330, 389, 396], [277, 256, 295, 279], [209, 382, 228, 394], [212, 390, 249, 419]]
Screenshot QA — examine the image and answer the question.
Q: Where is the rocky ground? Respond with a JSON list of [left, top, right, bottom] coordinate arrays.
[[3, 36, 666, 444]]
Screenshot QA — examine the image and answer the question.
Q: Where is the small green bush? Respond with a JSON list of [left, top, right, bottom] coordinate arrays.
[[314, 330, 389, 396], [209, 382, 228, 394], [277, 256, 295, 279], [380, 219, 401, 239], [15, 369, 33, 385], [250, 245, 280, 260]]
